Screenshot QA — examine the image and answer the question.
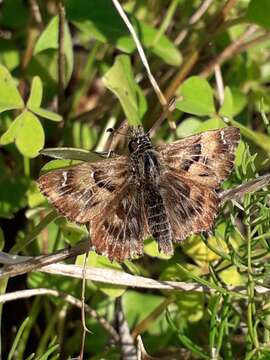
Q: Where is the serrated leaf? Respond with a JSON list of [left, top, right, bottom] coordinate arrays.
[[103, 55, 146, 125], [247, 0, 270, 30], [176, 76, 216, 116], [15, 111, 45, 158], [27, 76, 43, 109], [34, 16, 74, 83], [30, 106, 62, 122], [0, 64, 24, 113], [219, 86, 234, 117]]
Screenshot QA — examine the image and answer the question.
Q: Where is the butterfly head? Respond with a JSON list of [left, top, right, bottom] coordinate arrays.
[[128, 126, 152, 154]]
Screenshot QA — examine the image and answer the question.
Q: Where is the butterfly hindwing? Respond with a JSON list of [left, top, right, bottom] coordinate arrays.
[[161, 170, 219, 241], [90, 188, 148, 262]]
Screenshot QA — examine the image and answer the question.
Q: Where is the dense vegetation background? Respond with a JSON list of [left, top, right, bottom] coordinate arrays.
[[1, 0, 270, 359]]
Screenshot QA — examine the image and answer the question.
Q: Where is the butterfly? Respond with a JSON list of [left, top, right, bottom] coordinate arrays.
[[38, 126, 240, 262]]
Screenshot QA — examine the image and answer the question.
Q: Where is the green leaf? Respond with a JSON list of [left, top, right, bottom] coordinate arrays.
[[57, 218, 87, 245], [0, 114, 23, 145], [66, 0, 182, 66], [15, 111, 45, 158], [144, 237, 173, 260], [0, 64, 24, 113], [0, 40, 20, 71], [219, 86, 234, 117], [176, 117, 202, 138], [34, 16, 74, 83], [176, 76, 216, 116], [40, 159, 82, 174], [230, 118, 270, 153], [136, 20, 182, 66], [195, 117, 226, 133], [26, 76, 43, 109], [7, 317, 30, 360], [230, 87, 247, 116], [247, 0, 270, 30], [123, 290, 165, 329], [103, 55, 146, 125], [1, 0, 29, 30], [0, 173, 30, 218], [30, 107, 62, 122], [40, 147, 103, 162]]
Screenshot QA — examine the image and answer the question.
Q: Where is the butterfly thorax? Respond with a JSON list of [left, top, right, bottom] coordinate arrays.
[[128, 129, 173, 255]]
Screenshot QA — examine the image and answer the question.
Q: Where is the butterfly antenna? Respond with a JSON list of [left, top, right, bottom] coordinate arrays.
[[106, 127, 128, 137], [106, 126, 129, 158]]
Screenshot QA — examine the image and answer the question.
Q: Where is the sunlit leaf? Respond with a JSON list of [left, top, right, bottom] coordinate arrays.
[[247, 0, 270, 30], [15, 111, 45, 158], [34, 16, 74, 83], [176, 76, 216, 116], [103, 55, 146, 125], [26, 76, 43, 109], [30, 107, 62, 122], [0, 64, 24, 113]]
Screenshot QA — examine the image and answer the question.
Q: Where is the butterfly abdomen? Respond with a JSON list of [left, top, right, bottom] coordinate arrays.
[[145, 186, 173, 255]]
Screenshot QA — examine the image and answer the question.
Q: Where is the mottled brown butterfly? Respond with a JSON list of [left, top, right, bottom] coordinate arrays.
[[38, 126, 240, 262]]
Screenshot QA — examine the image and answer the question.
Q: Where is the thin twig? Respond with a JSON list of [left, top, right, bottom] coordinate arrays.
[[162, 0, 239, 104], [115, 297, 137, 360], [220, 173, 270, 204], [111, 0, 167, 108], [0, 239, 90, 278], [79, 252, 91, 360], [57, 0, 66, 114], [175, 0, 214, 45], [29, 264, 270, 295], [0, 288, 120, 343], [200, 25, 259, 78], [29, 0, 43, 29], [214, 65, 224, 106]]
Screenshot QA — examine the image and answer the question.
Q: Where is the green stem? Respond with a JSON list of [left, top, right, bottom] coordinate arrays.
[[152, 0, 180, 47], [23, 156, 30, 177]]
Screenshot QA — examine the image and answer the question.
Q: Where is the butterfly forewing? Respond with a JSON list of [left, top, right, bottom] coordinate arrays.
[[161, 127, 240, 188], [159, 127, 240, 241], [38, 156, 129, 223]]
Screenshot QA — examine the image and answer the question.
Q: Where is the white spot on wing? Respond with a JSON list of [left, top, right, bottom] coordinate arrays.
[[61, 171, 68, 187], [220, 130, 227, 145]]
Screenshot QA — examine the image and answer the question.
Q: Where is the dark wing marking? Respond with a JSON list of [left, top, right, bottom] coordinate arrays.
[[160, 127, 239, 241], [90, 189, 148, 262], [161, 170, 219, 241], [37, 156, 129, 224], [161, 127, 240, 188]]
